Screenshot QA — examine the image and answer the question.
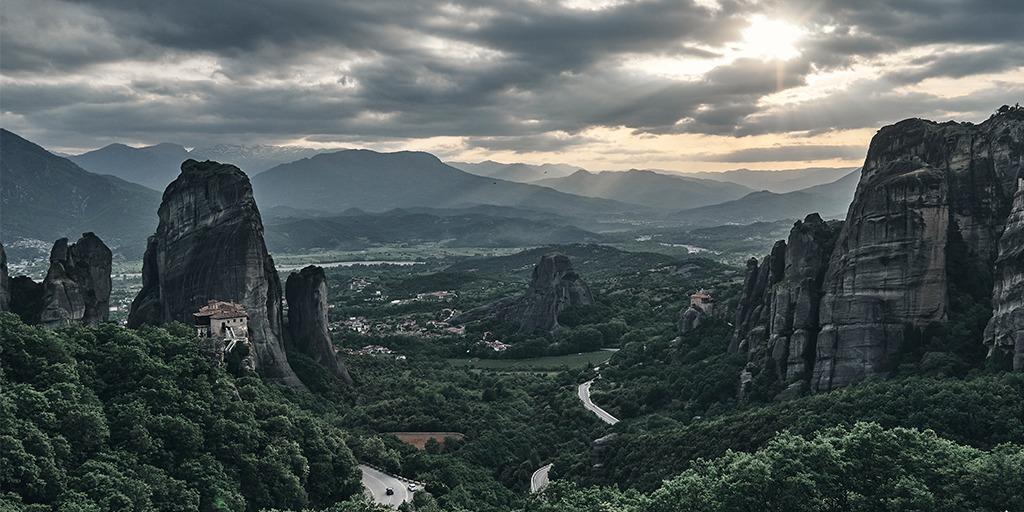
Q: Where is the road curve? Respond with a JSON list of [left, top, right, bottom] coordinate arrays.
[[360, 464, 414, 507], [530, 463, 553, 493], [578, 380, 619, 425]]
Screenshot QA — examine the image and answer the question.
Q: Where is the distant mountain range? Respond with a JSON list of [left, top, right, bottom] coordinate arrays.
[[533, 169, 753, 209], [669, 169, 860, 226], [2, 129, 865, 260], [70, 142, 191, 190], [677, 167, 857, 193], [71, 142, 325, 190], [251, 149, 640, 218], [0, 129, 159, 257], [264, 209, 603, 252], [447, 160, 582, 182]]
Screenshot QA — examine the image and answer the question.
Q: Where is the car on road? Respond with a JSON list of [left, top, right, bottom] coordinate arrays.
[[407, 483, 417, 491], [385, 488, 394, 496]]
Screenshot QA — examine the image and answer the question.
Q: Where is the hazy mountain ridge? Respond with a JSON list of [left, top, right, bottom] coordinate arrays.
[[534, 168, 754, 209], [0, 129, 159, 257], [678, 167, 858, 193], [448, 160, 583, 182], [252, 149, 644, 218], [669, 169, 860, 226], [71, 142, 190, 191], [71, 142, 327, 190]]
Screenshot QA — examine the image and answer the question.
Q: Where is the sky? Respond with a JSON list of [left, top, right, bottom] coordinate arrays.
[[1, 0, 1022, 172]]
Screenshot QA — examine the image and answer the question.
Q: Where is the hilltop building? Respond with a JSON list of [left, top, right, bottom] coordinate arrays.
[[194, 300, 249, 351], [690, 289, 714, 315], [679, 289, 715, 336]]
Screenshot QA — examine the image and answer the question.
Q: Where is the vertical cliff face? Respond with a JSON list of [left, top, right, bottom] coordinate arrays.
[[517, 253, 594, 333], [128, 159, 304, 389], [813, 113, 1022, 391], [768, 215, 839, 393], [0, 242, 9, 313], [40, 233, 113, 328], [677, 305, 704, 335], [731, 109, 1024, 397], [2, 234, 112, 327], [286, 265, 352, 385], [451, 252, 593, 333], [10, 276, 44, 324], [730, 240, 787, 357], [986, 174, 1024, 369], [731, 215, 839, 397]]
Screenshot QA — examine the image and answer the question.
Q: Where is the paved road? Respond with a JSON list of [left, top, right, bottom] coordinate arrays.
[[530, 463, 553, 493], [578, 380, 620, 425], [360, 464, 414, 507]]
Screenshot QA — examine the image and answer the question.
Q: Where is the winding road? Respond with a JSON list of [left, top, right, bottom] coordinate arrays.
[[530, 463, 553, 493], [360, 464, 414, 507], [578, 380, 620, 425]]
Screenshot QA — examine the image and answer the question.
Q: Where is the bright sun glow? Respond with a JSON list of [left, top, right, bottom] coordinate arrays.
[[740, 15, 805, 61]]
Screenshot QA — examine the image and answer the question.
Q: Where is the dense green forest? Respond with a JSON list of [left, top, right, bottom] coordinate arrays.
[[6, 243, 1024, 512], [0, 315, 363, 511], [528, 423, 1024, 512]]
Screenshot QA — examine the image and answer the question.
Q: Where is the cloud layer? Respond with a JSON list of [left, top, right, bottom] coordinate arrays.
[[1, 0, 1022, 168]]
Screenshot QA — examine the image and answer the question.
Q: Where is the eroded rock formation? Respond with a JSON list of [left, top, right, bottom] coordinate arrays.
[[128, 159, 304, 389], [453, 252, 593, 333], [2, 234, 112, 327], [732, 107, 1024, 397], [731, 240, 787, 356], [814, 112, 1022, 391], [10, 276, 44, 325], [677, 305, 704, 335], [0, 242, 9, 313], [40, 233, 112, 328], [286, 265, 352, 385], [731, 215, 840, 397], [986, 175, 1024, 369]]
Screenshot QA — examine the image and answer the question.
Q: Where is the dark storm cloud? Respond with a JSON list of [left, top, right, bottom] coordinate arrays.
[[883, 46, 1024, 85], [736, 78, 1024, 137], [1, 0, 1022, 152], [697, 144, 866, 162]]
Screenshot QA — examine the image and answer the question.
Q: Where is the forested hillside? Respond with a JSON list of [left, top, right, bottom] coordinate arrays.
[[0, 315, 363, 511]]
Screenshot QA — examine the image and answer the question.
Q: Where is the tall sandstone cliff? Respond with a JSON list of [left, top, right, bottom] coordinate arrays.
[[986, 173, 1024, 369], [0, 242, 9, 313], [453, 253, 593, 333], [40, 233, 113, 328], [732, 215, 840, 397], [1, 234, 112, 327], [128, 159, 304, 389], [733, 108, 1024, 396], [286, 266, 352, 385]]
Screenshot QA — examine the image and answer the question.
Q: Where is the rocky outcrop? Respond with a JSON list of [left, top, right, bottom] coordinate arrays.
[[731, 107, 1024, 396], [0, 242, 9, 313], [452, 253, 593, 333], [286, 265, 352, 385], [40, 233, 112, 328], [813, 112, 1022, 391], [128, 159, 304, 389], [677, 305, 704, 335], [731, 240, 787, 357], [731, 215, 840, 396], [10, 276, 43, 324], [2, 234, 112, 327], [986, 175, 1024, 369]]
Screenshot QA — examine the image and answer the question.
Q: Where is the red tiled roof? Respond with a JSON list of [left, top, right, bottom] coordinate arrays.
[[194, 300, 247, 320]]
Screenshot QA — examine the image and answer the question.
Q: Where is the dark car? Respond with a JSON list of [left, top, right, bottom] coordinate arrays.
[[385, 488, 394, 496]]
